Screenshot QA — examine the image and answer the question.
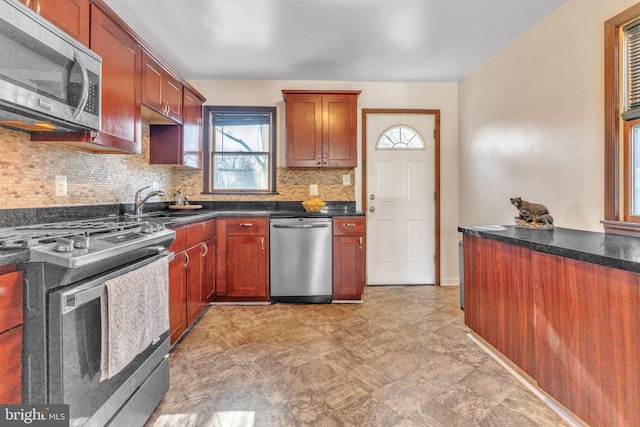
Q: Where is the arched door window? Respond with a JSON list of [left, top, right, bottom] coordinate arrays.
[[376, 125, 426, 150]]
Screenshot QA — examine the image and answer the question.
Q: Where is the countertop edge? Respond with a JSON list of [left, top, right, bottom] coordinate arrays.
[[458, 225, 640, 273]]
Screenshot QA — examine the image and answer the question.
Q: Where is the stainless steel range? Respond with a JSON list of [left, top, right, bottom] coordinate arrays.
[[1, 216, 175, 427]]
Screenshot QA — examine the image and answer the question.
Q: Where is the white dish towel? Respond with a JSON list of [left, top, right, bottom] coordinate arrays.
[[100, 256, 169, 381]]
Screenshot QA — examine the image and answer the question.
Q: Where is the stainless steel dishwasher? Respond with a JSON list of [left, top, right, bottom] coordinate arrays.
[[270, 217, 333, 303]]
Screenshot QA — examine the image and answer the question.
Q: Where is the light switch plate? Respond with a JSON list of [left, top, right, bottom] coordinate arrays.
[[310, 184, 319, 196], [342, 174, 352, 185], [55, 175, 67, 197]]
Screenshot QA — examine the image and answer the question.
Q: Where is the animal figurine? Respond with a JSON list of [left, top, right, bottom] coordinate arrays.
[[510, 197, 553, 225]]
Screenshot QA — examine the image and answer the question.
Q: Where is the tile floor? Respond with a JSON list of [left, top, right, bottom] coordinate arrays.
[[145, 286, 569, 426]]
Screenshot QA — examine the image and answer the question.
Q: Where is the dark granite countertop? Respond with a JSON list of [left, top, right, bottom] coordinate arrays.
[[0, 203, 364, 267], [458, 225, 640, 273]]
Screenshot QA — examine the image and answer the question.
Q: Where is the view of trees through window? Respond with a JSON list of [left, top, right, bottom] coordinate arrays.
[[204, 107, 276, 193]]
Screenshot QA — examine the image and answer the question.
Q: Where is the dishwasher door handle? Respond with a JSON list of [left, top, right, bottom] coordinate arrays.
[[272, 224, 330, 229]]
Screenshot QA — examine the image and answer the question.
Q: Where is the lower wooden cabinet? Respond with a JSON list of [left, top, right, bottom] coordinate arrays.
[[167, 220, 215, 345], [215, 217, 269, 301], [0, 270, 23, 404], [332, 217, 365, 300]]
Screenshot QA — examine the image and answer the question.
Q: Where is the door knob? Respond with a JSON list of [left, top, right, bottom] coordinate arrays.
[[369, 194, 375, 200], [369, 206, 376, 213]]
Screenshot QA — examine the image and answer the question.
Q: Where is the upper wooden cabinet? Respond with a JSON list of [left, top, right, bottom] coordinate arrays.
[[90, 7, 141, 153], [20, 0, 90, 46], [282, 90, 360, 168], [149, 87, 204, 168], [142, 53, 183, 124], [181, 87, 204, 169]]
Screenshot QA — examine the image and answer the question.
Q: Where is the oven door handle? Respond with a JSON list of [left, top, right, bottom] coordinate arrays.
[[61, 251, 173, 314]]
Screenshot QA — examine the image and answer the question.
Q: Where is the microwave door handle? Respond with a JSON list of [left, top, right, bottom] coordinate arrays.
[[72, 51, 90, 119]]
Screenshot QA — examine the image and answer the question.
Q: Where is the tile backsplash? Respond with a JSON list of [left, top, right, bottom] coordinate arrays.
[[0, 124, 354, 209]]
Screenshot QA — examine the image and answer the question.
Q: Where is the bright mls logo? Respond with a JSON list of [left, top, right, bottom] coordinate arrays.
[[0, 405, 69, 426]]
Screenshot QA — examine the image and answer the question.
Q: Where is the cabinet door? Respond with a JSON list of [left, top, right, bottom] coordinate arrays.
[[186, 243, 205, 325], [34, 0, 90, 46], [182, 88, 203, 169], [333, 235, 365, 300], [162, 76, 182, 123], [168, 251, 187, 345], [226, 235, 268, 297], [90, 7, 141, 154], [203, 237, 216, 302], [141, 53, 163, 113], [322, 94, 357, 168], [0, 327, 22, 404], [285, 94, 323, 167]]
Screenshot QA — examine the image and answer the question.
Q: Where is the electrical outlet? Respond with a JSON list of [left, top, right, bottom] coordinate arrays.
[[55, 175, 67, 197], [342, 174, 352, 186], [152, 182, 159, 191], [310, 184, 319, 196]]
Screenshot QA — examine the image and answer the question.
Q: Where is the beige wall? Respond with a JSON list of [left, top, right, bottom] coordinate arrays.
[[458, 0, 638, 231]]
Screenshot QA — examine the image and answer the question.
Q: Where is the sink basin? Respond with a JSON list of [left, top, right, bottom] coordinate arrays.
[[145, 211, 203, 218]]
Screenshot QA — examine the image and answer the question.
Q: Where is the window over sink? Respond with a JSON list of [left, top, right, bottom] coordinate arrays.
[[203, 106, 276, 194]]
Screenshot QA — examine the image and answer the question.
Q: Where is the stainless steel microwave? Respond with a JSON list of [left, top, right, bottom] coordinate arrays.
[[0, 0, 101, 133]]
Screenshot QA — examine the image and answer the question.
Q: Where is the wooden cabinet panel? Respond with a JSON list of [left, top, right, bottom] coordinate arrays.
[[463, 236, 535, 377], [0, 271, 22, 404], [0, 326, 22, 404], [0, 271, 22, 333], [225, 217, 267, 236], [215, 217, 269, 301], [182, 87, 203, 169], [142, 53, 182, 123], [332, 217, 365, 300], [333, 217, 365, 236], [533, 252, 640, 427], [323, 94, 358, 167], [89, 6, 141, 154], [168, 251, 187, 345], [283, 90, 359, 168], [226, 235, 268, 297], [203, 236, 216, 302], [186, 220, 215, 247], [285, 94, 322, 167], [186, 243, 205, 325], [30, 0, 90, 46]]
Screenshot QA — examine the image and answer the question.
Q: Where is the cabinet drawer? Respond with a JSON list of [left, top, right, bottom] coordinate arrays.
[[186, 219, 215, 247], [333, 217, 365, 236], [167, 226, 187, 253], [0, 271, 22, 333], [224, 217, 267, 235]]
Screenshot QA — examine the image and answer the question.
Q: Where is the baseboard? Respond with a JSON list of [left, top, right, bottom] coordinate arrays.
[[440, 277, 460, 286]]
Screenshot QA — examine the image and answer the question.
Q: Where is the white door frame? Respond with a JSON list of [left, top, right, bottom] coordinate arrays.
[[361, 109, 441, 285]]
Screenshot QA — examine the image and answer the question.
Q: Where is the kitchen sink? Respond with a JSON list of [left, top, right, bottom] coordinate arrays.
[[145, 211, 202, 218]]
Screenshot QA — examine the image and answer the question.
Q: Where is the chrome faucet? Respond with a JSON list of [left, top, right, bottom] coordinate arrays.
[[134, 186, 165, 215]]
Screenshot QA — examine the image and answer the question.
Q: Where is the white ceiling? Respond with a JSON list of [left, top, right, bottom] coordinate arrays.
[[102, 0, 567, 83]]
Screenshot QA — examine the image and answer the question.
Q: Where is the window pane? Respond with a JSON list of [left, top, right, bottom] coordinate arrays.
[[376, 125, 426, 150], [214, 125, 269, 152], [213, 154, 269, 190], [632, 125, 640, 215]]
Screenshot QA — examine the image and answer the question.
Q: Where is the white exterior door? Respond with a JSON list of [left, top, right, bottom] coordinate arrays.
[[365, 113, 436, 285]]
